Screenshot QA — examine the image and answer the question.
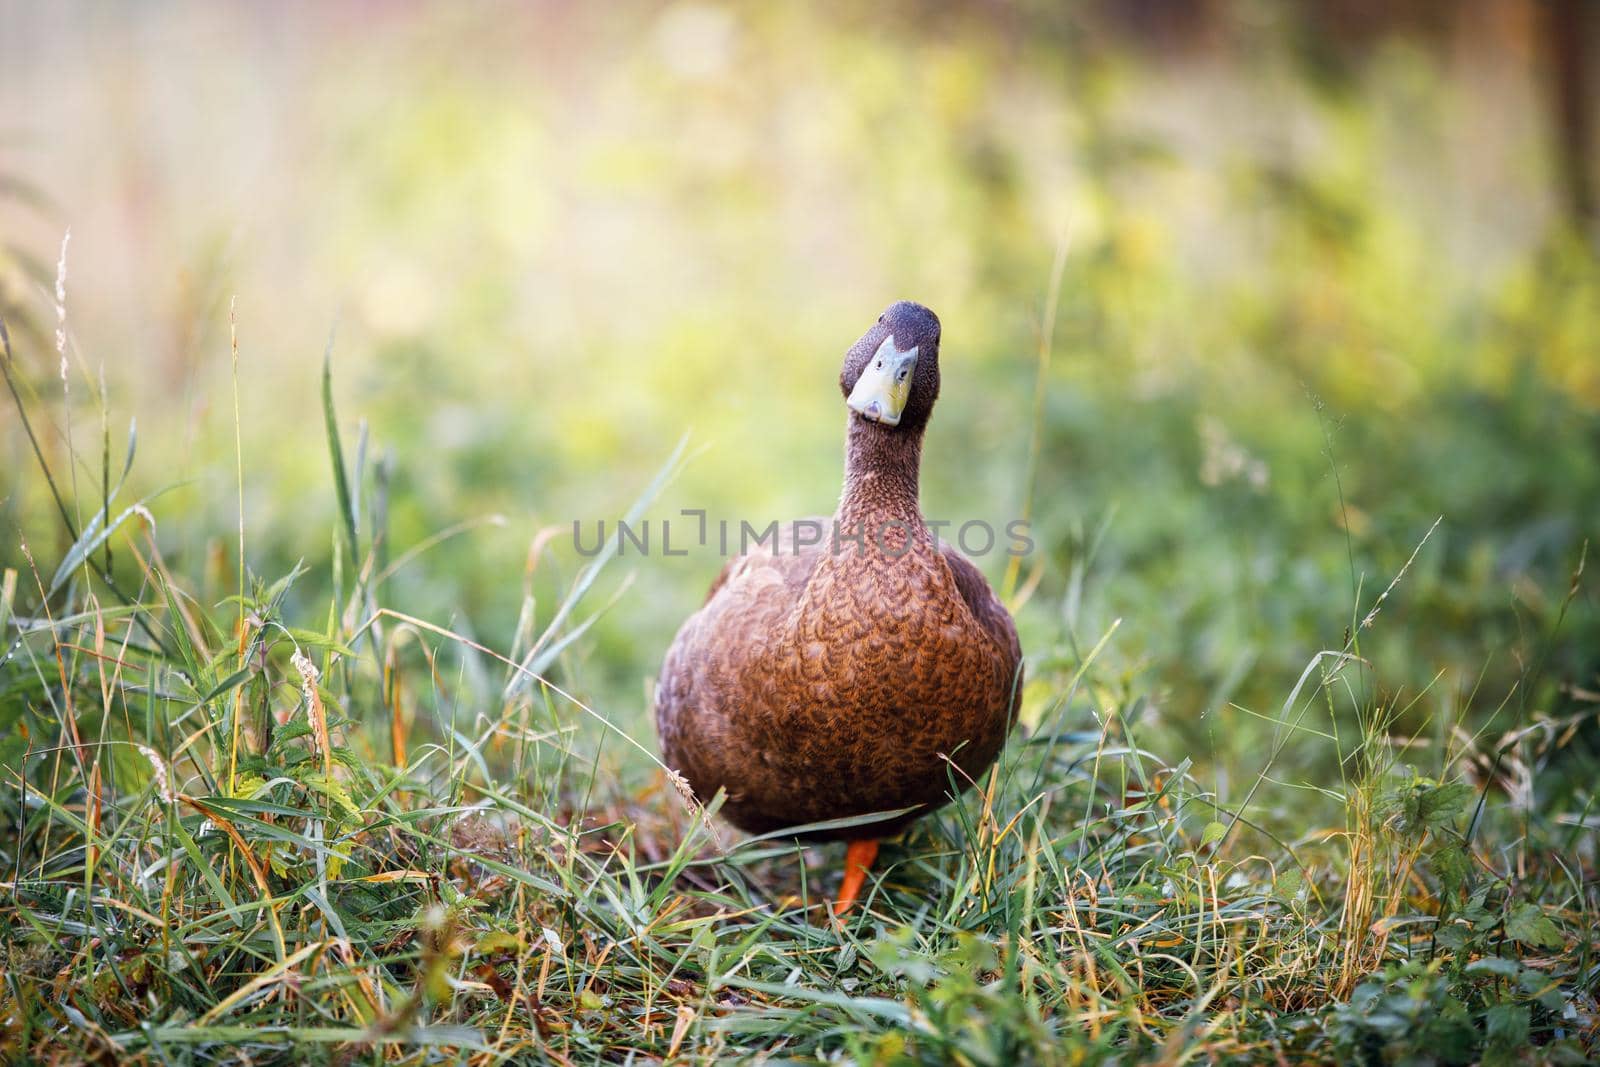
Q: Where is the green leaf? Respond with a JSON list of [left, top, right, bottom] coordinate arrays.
[[136, 1024, 486, 1049], [199, 666, 254, 707], [271, 720, 313, 752], [1420, 781, 1474, 828], [503, 432, 690, 698], [322, 326, 360, 566], [1505, 903, 1562, 950], [286, 628, 359, 657], [1200, 821, 1227, 847], [1485, 1003, 1530, 1065], [46, 499, 138, 596], [0, 567, 14, 641], [1431, 839, 1470, 898], [300, 772, 361, 818], [1464, 957, 1523, 979], [475, 931, 521, 955], [227, 774, 268, 800]]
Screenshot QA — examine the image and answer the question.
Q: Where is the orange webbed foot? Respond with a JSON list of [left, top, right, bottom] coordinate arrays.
[[831, 838, 880, 922]]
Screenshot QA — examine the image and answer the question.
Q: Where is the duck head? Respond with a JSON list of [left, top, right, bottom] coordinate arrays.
[[840, 301, 941, 433]]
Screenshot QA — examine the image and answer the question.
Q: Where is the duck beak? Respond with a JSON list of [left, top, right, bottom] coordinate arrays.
[[847, 337, 919, 426]]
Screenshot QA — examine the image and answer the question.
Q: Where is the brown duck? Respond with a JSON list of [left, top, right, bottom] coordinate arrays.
[[655, 301, 1023, 914]]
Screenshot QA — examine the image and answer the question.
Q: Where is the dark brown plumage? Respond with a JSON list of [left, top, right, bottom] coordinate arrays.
[[655, 301, 1023, 846]]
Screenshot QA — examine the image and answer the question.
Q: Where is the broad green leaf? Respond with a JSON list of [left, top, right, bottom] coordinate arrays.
[[1505, 903, 1562, 950], [300, 772, 361, 818], [1431, 839, 1470, 898]]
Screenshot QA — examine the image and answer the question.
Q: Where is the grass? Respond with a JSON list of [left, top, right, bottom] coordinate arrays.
[[5, 8, 1600, 1060], [2, 304, 1597, 1066]]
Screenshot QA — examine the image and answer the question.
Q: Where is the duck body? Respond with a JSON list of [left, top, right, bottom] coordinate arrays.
[[655, 302, 1022, 842]]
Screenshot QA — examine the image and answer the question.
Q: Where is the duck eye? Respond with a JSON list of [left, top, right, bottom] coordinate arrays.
[[875, 360, 883, 370]]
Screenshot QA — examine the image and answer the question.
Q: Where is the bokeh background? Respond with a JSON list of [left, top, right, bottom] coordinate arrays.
[[3, 1, 1597, 792]]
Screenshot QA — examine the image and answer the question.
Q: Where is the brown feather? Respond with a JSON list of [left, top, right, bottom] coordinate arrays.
[[655, 304, 1022, 840]]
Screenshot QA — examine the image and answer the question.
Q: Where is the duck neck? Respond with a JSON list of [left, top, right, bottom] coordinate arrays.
[[837, 415, 925, 531]]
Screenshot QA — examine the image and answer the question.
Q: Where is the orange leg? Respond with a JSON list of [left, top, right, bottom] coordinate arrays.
[[832, 838, 880, 917]]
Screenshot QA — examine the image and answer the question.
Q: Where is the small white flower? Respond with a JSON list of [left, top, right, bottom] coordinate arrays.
[[54, 228, 71, 381], [292, 650, 324, 752], [136, 744, 175, 803]]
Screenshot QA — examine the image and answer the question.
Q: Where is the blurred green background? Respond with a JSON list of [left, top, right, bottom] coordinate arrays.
[[3, 2, 1597, 793]]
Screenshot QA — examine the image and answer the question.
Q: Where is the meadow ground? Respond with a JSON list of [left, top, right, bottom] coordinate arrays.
[[2, 308, 1597, 1063], [3, 4, 1600, 1064]]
